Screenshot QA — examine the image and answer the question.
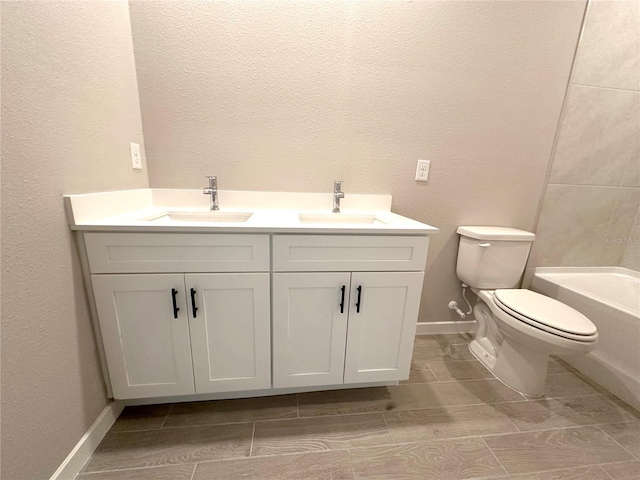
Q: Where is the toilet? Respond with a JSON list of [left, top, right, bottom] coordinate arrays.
[[456, 226, 598, 397]]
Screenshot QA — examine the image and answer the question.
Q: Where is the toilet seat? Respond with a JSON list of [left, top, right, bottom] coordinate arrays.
[[493, 289, 597, 342]]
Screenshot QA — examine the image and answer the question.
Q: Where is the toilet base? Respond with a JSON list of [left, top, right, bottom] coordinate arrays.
[[470, 332, 549, 397], [469, 339, 497, 370], [492, 336, 549, 397]]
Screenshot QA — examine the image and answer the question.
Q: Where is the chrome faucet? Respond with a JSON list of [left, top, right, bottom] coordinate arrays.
[[203, 176, 219, 210], [332, 180, 344, 213]]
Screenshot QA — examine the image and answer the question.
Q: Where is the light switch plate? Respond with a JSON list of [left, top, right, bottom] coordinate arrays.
[[130, 142, 142, 170], [415, 159, 430, 182]]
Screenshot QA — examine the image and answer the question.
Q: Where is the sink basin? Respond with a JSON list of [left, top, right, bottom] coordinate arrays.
[[145, 211, 254, 223], [298, 213, 386, 225]]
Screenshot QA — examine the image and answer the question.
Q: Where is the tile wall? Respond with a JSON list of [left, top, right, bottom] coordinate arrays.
[[529, 0, 640, 270]]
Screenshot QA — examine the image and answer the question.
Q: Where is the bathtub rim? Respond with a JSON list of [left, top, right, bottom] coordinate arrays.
[[532, 266, 639, 317]]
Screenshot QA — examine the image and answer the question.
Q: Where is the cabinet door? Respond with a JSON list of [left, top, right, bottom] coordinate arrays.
[[91, 274, 195, 399], [272, 272, 350, 388], [344, 271, 424, 383], [186, 273, 271, 393]]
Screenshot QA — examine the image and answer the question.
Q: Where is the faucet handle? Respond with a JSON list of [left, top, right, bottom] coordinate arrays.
[[334, 180, 343, 192], [205, 176, 217, 188]]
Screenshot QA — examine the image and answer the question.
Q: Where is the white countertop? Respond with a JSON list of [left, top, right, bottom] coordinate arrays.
[[64, 189, 439, 235]]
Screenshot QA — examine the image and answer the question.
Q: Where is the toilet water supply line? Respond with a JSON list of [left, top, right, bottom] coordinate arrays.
[[448, 283, 473, 318]]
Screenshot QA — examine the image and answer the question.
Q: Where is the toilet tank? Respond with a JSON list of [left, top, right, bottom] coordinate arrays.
[[456, 226, 535, 289]]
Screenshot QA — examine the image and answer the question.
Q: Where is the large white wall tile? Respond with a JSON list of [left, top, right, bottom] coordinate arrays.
[[572, 0, 640, 90], [587, 89, 640, 185], [533, 1, 639, 272], [620, 207, 640, 270], [621, 136, 640, 187], [597, 188, 640, 265], [549, 86, 602, 184], [530, 185, 589, 266], [549, 87, 639, 186]]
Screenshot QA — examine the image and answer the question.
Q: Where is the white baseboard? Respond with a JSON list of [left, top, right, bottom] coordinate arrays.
[[416, 320, 477, 336], [50, 400, 124, 480]]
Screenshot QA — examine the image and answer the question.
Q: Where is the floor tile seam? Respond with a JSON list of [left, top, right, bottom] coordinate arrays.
[[523, 392, 603, 402], [345, 435, 513, 454], [112, 419, 257, 432], [480, 423, 625, 440], [597, 424, 640, 460], [188, 462, 197, 480], [507, 390, 619, 408], [192, 448, 355, 467], [596, 459, 640, 480], [117, 413, 305, 431], [391, 428, 523, 444], [400, 380, 440, 385], [489, 463, 613, 479], [479, 436, 510, 477], [344, 448, 358, 480], [251, 430, 396, 450], [160, 403, 174, 428], [581, 458, 640, 476], [380, 411, 396, 445], [288, 410, 391, 421], [422, 361, 440, 382], [600, 464, 617, 480], [432, 375, 497, 383], [297, 398, 546, 420], [501, 419, 640, 435], [426, 358, 490, 365], [382, 401, 533, 417], [249, 421, 256, 457], [413, 377, 532, 387], [425, 363, 443, 382], [479, 439, 628, 478], [108, 427, 165, 434], [500, 406, 524, 433], [79, 463, 199, 476]]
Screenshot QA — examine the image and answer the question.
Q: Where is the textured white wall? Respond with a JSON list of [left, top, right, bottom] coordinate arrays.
[[1, 2, 148, 478], [130, 0, 586, 323]]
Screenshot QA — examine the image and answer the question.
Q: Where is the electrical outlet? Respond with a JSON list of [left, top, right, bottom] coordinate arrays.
[[415, 159, 430, 182], [130, 142, 142, 170]]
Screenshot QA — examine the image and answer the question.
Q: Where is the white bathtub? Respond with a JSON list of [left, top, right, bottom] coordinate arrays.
[[531, 267, 640, 410]]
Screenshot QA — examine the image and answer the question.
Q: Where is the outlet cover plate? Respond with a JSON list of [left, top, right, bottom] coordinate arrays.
[[130, 142, 142, 170], [415, 159, 430, 182]]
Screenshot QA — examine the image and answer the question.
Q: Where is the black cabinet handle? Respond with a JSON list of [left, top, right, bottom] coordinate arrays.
[[190, 288, 198, 318], [355, 285, 362, 313], [339, 285, 346, 313], [171, 288, 180, 319]]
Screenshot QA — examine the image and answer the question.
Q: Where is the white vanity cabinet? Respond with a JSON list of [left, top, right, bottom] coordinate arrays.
[[272, 235, 428, 388], [67, 189, 438, 403], [86, 233, 271, 400]]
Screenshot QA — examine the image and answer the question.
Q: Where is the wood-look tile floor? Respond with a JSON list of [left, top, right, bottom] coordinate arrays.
[[78, 335, 640, 479]]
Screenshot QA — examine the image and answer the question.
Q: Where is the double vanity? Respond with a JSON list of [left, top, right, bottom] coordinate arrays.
[[65, 188, 438, 402]]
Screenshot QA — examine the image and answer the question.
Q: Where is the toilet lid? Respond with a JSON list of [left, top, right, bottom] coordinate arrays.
[[493, 289, 597, 338]]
